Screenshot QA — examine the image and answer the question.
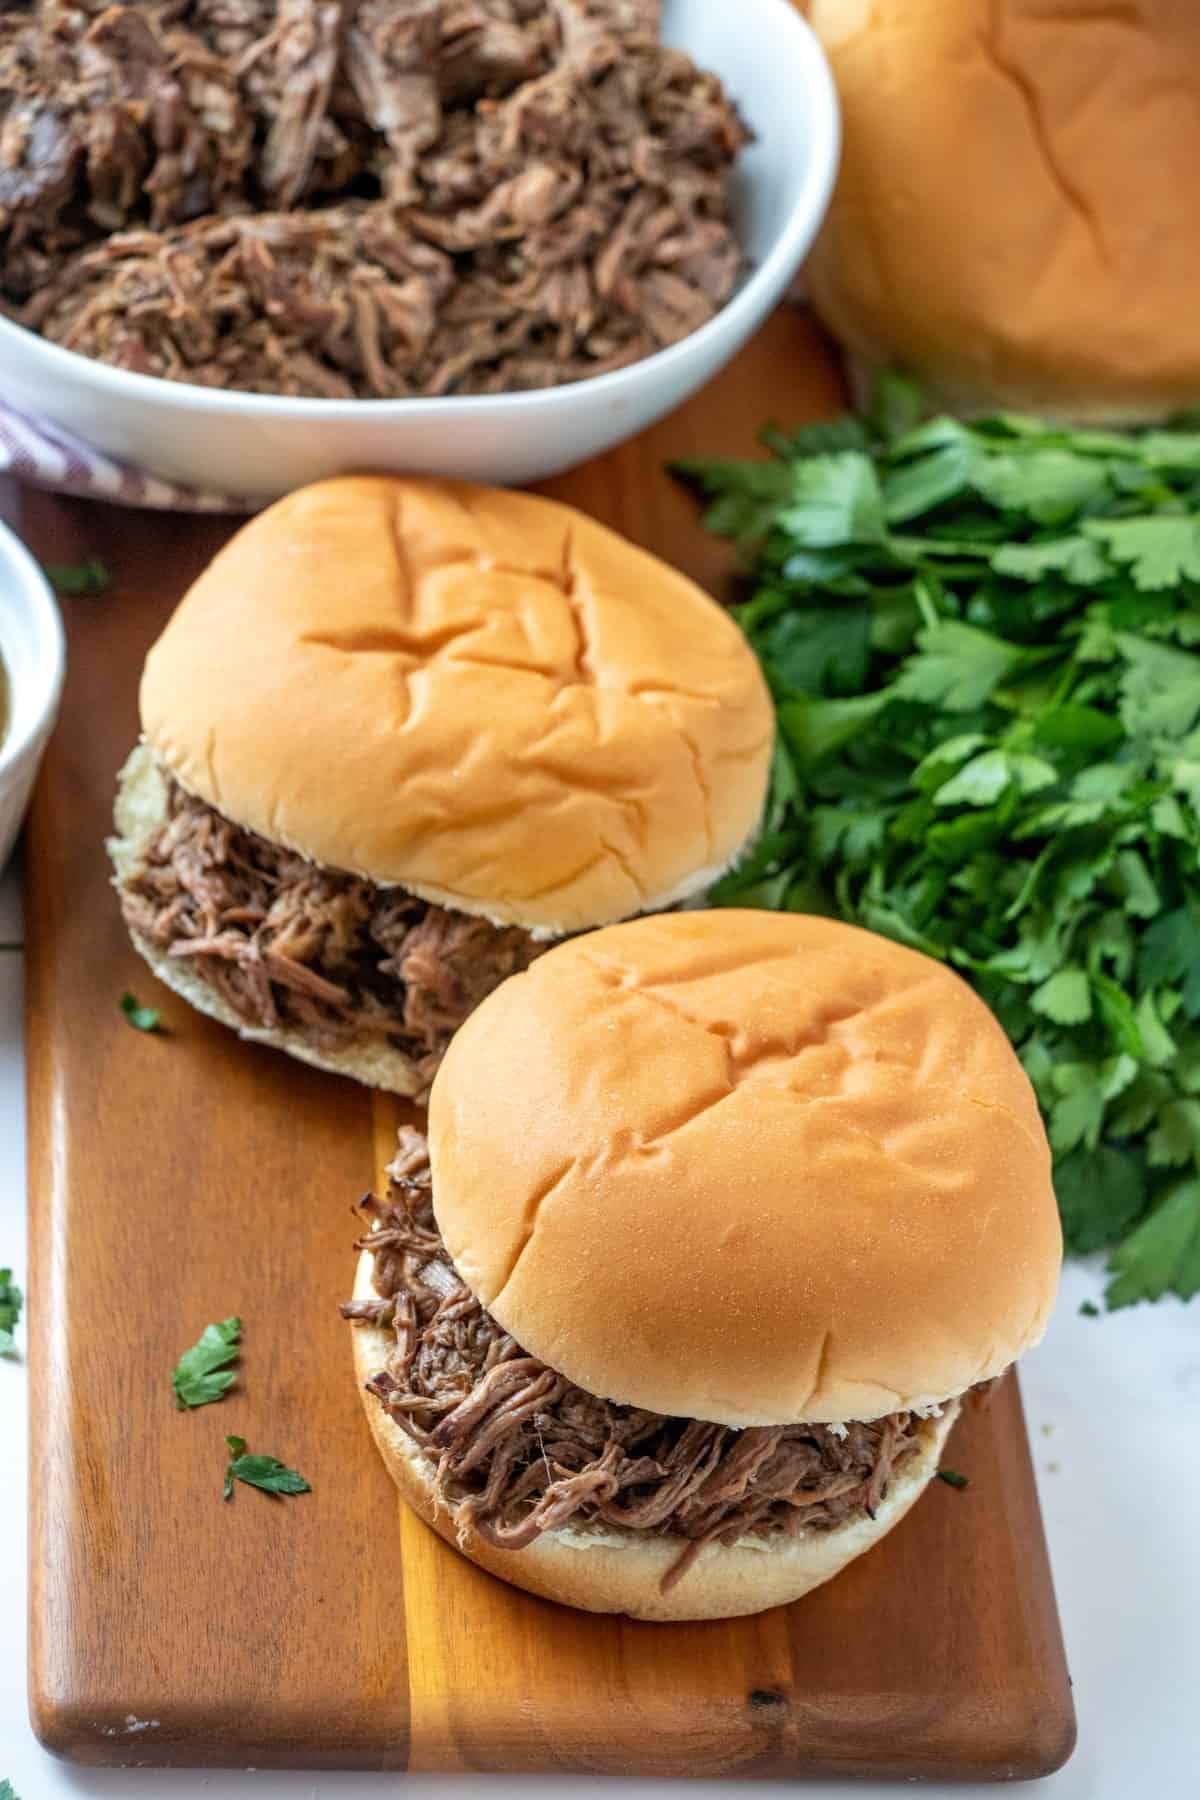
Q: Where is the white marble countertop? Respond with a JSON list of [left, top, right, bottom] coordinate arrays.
[[1, 856, 1197, 1800]]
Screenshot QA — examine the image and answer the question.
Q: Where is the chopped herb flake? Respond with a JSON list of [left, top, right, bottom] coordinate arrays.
[[223, 1435, 310, 1501], [120, 991, 162, 1033], [173, 1317, 240, 1410], [0, 1269, 21, 1360], [42, 557, 111, 595]]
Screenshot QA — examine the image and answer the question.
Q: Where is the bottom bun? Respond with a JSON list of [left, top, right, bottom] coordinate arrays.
[[350, 1250, 961, 1622], [108, 744, 424, 1096]]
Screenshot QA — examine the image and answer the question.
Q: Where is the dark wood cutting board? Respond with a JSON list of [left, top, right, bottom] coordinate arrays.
[[16, 310, 1075, 1780]]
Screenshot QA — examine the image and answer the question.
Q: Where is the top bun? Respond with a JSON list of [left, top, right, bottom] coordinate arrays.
[[805, 0, 1200, 421], [429, 910, 1060, 1427], [139, 477, 773, 936]]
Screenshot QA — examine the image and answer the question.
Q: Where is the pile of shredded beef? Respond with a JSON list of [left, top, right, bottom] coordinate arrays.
[[341, 1127, 931, 1592], [117, 773, 542, 1085], [0, 0, 750, 396]]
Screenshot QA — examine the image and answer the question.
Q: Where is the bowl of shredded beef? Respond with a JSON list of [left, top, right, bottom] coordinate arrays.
[[0, 0, 839, 494]]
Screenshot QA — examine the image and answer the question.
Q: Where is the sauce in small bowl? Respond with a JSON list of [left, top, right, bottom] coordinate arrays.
[[0, 526, 65, 869]]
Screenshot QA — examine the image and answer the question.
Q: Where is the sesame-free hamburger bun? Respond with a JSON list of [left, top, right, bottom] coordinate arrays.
[[805, 0, 1200, 421], [431, 910, 1061, 1428], [348, 910, 1060, 1619], [110, 477, 773, 1093]]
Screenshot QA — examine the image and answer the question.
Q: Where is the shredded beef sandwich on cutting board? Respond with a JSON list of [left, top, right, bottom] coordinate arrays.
[[109, 474, 774, 1094], [343, 909, 1062, 1620]]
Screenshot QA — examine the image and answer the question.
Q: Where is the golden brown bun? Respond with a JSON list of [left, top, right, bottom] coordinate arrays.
[[108, 744, 424, 1095], [806, 0, 1200, 421], [429, 911, 1061, 1427], [350, 1249, 960, 1621], [139, 476, 773, 936]]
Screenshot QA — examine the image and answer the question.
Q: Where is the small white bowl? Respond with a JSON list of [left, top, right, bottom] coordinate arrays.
[[0, 524, 65, 870], [0, 0, 838, 502]]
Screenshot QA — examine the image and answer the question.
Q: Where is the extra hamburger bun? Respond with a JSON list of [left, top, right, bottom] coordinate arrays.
[[136, 475, 774, 937], [430, 911, 1061, 1428], [805, 0, 1200, 421], [350, 1248, 961, 1623]]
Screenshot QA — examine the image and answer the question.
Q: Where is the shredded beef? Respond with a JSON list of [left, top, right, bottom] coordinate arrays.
[[117, 775, 542, 1086], [341, 1127, 933, 1592], [1, 1, 748, 397]]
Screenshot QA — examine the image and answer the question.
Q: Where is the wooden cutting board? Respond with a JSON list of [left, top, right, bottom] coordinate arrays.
[[15, 310, 1075, 1780]]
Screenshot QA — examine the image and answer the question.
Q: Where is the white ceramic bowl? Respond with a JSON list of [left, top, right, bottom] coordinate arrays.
[[0, 0, 838, 501], [0, 523, 65, 870]]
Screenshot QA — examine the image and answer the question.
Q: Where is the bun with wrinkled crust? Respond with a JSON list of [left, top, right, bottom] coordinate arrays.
[[349, 1249, 961, 1621], [429, 911, 1061, 1427], [805, 0, 1200, 421], [138, 476, 773, 936]]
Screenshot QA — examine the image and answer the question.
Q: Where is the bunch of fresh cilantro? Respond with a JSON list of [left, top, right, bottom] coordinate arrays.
[[677, 377, 1200, 1309]]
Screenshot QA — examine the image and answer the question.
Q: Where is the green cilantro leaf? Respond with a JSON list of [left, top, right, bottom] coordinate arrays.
[[1136, 431, 1200, 469], [1115, 637, 1200, 740], [1086, 517, 1200, 589], [991, 535, 1110, 584], [971, 449, 1108, 523], [1148, 1099, 1200, 1169], [0, 1779, 21, 1800], [1139, 908, 1200, 1019], [1031, 968, 1093, 1026], [758, 604, 871, 696], [761, 416, 871, 459], [669, 456, 794, 546], [883, 442, 976, 523], [1079, 1300, 1100, 1317], [1105, 1180, 1200, 1307], [777, 692, 889, 766], [42, 557, 111, 596], [0, 1268, 21, 1360], [1056, 1146, 1148, 1255], [120, 992, 162, 1033], [172, 1316, 241, 1410], [776, 452, 887, 547], [1032, 704, 1124, 753], [934, 749, 1056, 807], [870, 370, 924, 440], [223, 1434, 310, 1501], [893, 621, 1032, 712], [937, 1469, 970, 1490]]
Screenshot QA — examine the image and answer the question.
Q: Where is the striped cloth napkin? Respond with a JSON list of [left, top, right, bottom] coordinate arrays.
[[0, 398, 252, 513]]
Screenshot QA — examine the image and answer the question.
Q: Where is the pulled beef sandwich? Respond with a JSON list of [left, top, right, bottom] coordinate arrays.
[[109, 476, 773, 1094], [343, 910, 1062, 1621]]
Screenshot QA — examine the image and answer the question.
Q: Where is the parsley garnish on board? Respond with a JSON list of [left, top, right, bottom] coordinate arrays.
[[0, 1268, 21, 1360], [42, 556, 111, 595], [120, 991, 162, 1032], [172, 1317, 241, 1410], [677, 379, 1200, 1310], [937, 1469, 970, 1491], [223, 1435, 311, 1500]]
